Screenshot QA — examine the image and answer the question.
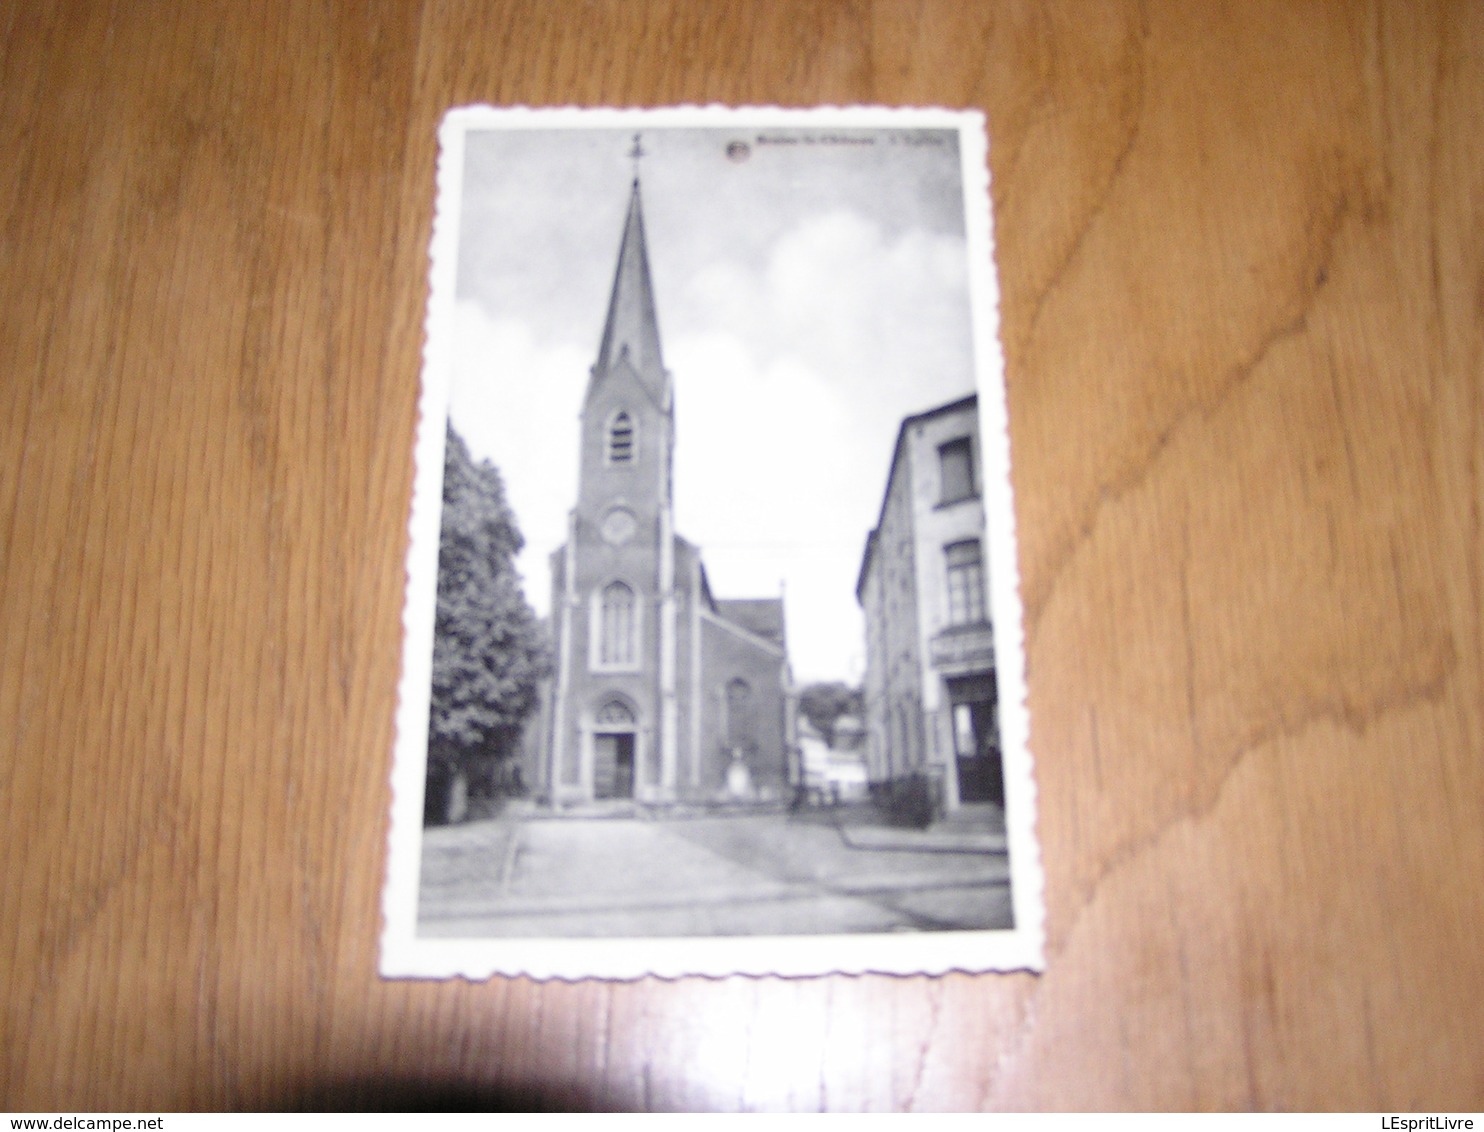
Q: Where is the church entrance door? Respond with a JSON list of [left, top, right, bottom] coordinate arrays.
[[593, 733, 635, 800]]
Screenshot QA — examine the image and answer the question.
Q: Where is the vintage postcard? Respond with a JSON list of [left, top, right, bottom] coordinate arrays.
[[382, 106, 1043, 979]]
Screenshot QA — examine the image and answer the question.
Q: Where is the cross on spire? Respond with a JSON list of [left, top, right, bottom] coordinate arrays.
[[629, 133, 645, 184]]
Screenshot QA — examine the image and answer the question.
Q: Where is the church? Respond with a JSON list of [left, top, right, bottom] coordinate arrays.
[[532, 164, 795, 808]]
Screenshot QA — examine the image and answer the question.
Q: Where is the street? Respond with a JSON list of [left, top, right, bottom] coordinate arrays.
[[417, 805, 1012, 938]]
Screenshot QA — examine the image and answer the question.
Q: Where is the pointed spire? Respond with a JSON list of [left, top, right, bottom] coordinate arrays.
[[593, 178, 666, 401]]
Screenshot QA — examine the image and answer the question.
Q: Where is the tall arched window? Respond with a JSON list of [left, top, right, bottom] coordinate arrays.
[[599, 581, 637, 667], [725, 677, 754, 751], [607, 410, 635, 464]]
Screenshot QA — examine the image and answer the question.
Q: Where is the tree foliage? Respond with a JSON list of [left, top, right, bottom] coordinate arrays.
[[797, 681, 864, 743], [429, 425, 548, 755]]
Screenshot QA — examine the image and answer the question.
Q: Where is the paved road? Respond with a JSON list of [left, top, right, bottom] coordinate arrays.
[[417, 809, 1012, 938]]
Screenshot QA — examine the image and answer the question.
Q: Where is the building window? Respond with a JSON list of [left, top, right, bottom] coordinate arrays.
[[595, 698, 635, 727], [607, 411, 635, 464], [599, 581, 637, 666], [945, 540, 987, 626], [725, 677, 753, 751], [938, 437, 975, 504]]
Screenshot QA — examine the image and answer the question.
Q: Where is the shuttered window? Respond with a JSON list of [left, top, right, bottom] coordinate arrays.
[[608, 411, 635, 464]]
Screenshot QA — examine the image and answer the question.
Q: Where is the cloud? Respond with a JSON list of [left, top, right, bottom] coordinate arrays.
[[444, 208, 979, 682], [668, 334, 871, 683], [675, 209, 974, 420], [448, 300, 586, 615], [664, 210, 977, 680]]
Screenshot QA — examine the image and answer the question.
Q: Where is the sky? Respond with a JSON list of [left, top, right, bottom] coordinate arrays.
[[447, 121, 983, 684]]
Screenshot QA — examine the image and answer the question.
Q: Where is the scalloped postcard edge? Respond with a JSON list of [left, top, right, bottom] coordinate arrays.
[[381, 104, 1044, 980]]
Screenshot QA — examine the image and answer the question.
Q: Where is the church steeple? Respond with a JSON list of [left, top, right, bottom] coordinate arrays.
[[591, 174, 667, 405]]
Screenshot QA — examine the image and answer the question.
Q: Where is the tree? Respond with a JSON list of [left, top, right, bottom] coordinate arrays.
[[797, 681, 864, 745], [426, 425, 548, 822]]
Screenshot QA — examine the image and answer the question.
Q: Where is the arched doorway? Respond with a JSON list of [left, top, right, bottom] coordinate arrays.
[[592, 698, 637, 800]]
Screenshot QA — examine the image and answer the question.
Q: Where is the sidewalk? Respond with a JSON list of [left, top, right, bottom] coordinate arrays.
[[417, 805, 1012, 938], [829, 800, 1008, 854]]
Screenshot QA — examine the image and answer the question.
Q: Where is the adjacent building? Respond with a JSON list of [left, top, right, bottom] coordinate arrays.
[[855, 395, 1004, 819], [534, 174, 793, 807]]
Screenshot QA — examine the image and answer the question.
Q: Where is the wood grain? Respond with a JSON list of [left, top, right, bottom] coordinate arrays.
[[2, 0, 1481, 1111]]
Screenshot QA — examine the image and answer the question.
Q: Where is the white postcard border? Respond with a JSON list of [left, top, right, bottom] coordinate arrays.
[[382, 104, 1045, 980]]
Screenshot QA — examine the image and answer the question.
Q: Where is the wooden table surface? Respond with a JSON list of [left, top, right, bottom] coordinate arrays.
[[3, 0, 1481, 1112]]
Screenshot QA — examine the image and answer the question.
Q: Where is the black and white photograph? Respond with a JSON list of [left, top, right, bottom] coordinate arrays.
[[382, 106, 1041, 979]]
